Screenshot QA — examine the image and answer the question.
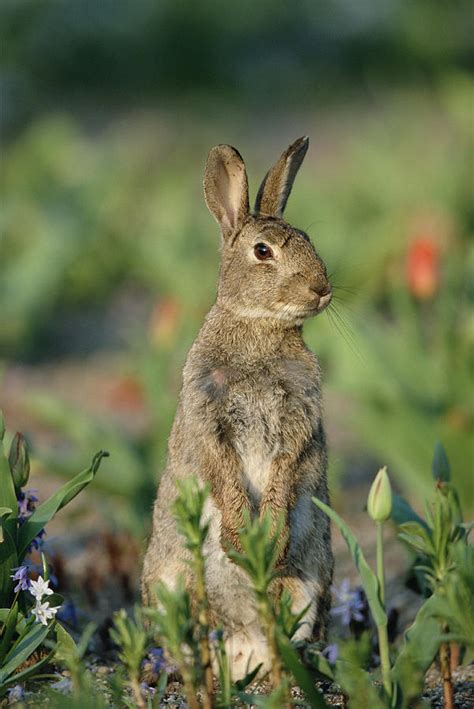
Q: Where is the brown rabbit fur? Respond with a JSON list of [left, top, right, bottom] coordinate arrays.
[[142, 137, 334, 678]]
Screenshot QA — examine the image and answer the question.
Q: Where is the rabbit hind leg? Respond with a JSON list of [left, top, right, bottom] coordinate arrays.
[[223, 627, 271, 681], [283, 575, 330, 643]]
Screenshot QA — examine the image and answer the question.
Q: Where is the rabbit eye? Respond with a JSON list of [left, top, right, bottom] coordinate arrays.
[[254, 243, 273, 260]]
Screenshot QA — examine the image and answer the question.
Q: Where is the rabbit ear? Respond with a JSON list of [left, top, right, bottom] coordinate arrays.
[[204, 145, 250, 240], [254, 136, 309, 218]]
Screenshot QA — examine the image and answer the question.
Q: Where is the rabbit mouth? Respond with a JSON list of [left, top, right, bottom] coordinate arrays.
[[303, 291, 333, 316]]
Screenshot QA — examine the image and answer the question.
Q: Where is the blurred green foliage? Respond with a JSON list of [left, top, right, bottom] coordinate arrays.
[[1, 0, 473, 137], [0, 4, 473, 523]]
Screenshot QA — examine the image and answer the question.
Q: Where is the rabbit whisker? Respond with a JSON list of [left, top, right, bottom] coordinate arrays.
[[326, 303, 363, 361]]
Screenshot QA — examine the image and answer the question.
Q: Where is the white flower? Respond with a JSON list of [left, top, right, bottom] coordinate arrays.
[[31, 600, 59, 626], [29, 575, 54, 601]]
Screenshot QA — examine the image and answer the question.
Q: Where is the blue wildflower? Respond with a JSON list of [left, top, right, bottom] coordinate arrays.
[[209, 628, 224, 643], [7, 685, 25, 704], [331, 579, 366, 627], [10, 566, 30, 592], [27, 528, 46, 552], [16, 489, 45, 550], [321, 643, 339, 663], [142, 647, 166, 676], [16, 489, 38, 524]]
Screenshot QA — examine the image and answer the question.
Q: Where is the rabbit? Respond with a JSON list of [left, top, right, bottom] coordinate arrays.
[[142, 137, 334, 679]]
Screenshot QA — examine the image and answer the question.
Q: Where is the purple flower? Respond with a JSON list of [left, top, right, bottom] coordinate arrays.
[[331, 579, 366, 627], [10, 566, 30, 592], [321, 643, 339, 663], [142, 647, 166, 678], [16, 490, 38, 525], [27, 528, 46, 552], [7, 685, 25, 704], [209, 629, 224, 643]]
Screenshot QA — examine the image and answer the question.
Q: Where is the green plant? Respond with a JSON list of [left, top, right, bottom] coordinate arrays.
[[150, 580, 200, 709], [147, 477, 294, 708], [0, 410, 108, 696], [227, 512, 287, 693], [394, 443, 472, 708], [312, 448, 473, 708], [54, 622, 96, 696], [172, 478, 214, 707], [110, 608, 150, 709], [221, 508, 328, 707]]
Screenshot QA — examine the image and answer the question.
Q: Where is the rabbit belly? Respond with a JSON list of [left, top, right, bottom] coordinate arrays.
[[228, 384, 284, 505], [238, 445, 272, 505]]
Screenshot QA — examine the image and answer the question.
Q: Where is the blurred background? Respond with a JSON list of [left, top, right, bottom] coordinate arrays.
[[1, 1, 473, 605]]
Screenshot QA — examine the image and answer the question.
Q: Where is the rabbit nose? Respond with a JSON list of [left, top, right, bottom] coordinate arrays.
[[310, 282, 332, 298]]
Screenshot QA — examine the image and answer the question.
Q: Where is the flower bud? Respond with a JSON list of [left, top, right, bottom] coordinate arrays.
[[8, 432, 30, 490], [367, 466, 392, 522], [406, 235, 440, 301]]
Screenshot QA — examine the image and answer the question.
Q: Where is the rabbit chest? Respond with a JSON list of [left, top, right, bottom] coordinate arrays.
[[205, 359, 320, 503]]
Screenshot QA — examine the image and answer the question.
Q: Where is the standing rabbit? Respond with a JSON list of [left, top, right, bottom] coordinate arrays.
[[142, 137, 334, 678]]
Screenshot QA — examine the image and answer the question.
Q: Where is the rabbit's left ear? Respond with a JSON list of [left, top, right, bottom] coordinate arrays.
[[204, 145, 249, 240], [254, 136, 309, 218]]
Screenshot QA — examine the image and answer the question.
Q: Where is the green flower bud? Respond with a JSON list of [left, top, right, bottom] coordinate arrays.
[[367, 466, 392, 522], [8, 432, 30, 490]]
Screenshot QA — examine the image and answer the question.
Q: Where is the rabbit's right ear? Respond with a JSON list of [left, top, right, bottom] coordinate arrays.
[[254, 136, 309, 218], [204, 145, 249, 240]]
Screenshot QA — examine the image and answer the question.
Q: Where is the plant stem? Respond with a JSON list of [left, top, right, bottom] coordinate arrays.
[[130, 677, 146, 709], [377, 622, 392, 699], [375, 521, 392, 699], [258, 595, 290, 706], [376, 522, 385, 605], [194, 552, 214, 709], [179, 659, 200, 709], [440, 629, 454, 709]]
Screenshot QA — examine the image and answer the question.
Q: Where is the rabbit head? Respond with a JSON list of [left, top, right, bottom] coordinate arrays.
[[204, 137, 331, 324]]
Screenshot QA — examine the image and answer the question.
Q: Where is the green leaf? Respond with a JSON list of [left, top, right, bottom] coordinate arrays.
[[17, 450, 108, 559], [234, 662, 263, 692], [0, 442, 17, 543], [54, 621, 77, 661], [0, 525, 18, 607], [312, 497, 387, 627], [336, 663, 385, 708], [277, 632, 328, 708], [0, 603, 18, 665], [423, 543, 474, 649], [392, 596, 442, 707], [0, 621, 51, 684], [305, 646, 336, 682], [0, 508, 12, 544], [432, 442, 450, 482], [397, 522, 435, 556], [0, 609, 27, 635], [0, 648, 55, 691]]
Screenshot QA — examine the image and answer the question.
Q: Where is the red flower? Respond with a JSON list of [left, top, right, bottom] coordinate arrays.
[[406, 237, 440, 300]]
